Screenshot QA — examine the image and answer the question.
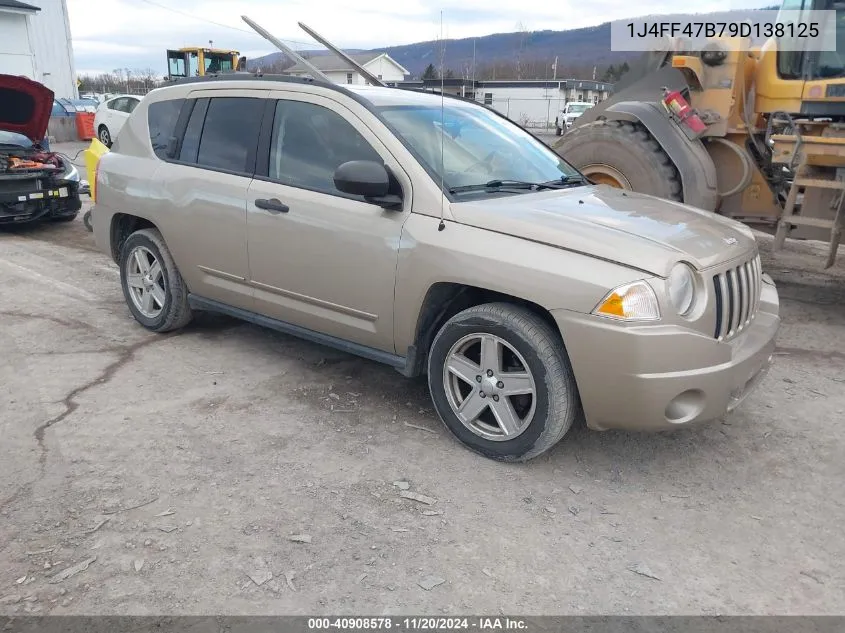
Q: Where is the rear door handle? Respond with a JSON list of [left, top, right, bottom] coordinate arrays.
[[255, 198, 289, 214]]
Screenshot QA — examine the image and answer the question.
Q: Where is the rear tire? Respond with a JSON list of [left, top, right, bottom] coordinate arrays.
[[427, 303, 580, 462], [554, 119, 683, 202], [119, 228, 192, 333], [98, 125, 112, 148]]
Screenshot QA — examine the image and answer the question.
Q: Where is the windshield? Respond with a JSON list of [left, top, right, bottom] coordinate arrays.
[[568, 104, 591, 114], [378, 103, 581, 196], [0, 131, 32, 147]]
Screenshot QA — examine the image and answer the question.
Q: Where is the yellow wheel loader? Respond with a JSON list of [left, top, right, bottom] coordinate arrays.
[[165, 48, 247, 80], [554, 0, 845, 267]]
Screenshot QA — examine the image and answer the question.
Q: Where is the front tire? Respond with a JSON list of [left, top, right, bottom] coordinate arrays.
[[119, 228, 192, 332], [554, 120, 683, 202], [427, 303, 580, 462]]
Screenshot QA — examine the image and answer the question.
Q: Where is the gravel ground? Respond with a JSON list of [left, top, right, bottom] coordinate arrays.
[[0, 192, 843, 616]]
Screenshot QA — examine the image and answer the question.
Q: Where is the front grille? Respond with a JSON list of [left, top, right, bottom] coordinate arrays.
[[712, 254, 762, 340]]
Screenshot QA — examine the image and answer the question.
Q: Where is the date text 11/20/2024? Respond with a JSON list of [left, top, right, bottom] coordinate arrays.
[[307, 617, 528, 630]]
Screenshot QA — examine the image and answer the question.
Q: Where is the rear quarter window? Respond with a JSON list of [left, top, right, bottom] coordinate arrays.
[[148, 98, 185, 159]]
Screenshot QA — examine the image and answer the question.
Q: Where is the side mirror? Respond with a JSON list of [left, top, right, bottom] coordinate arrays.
[[333, 160, 402, 210]]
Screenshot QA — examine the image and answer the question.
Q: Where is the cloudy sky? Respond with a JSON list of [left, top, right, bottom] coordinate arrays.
[[67, 0, 771, 75]]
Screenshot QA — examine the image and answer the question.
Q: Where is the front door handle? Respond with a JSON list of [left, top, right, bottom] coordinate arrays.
[[255, 198, 289, 214]]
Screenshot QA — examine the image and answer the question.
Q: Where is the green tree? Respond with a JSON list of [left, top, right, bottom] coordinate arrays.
[[444, 68, 455, 79], [422, 63, 438, 80], [602, 64, 616, 81]]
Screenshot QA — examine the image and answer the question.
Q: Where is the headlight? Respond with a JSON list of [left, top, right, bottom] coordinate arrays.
[[667, 262, 696, 316], [593, 280, 660, 321], [62, 162, 80, 182]]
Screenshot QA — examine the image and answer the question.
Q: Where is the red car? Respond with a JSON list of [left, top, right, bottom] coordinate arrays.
[[1, 74, 82, 225]]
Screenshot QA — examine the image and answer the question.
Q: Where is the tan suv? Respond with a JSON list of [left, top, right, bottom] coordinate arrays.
[[91, 75, 780, 461]]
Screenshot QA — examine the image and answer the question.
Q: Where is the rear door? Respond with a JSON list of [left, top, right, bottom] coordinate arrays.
[[150, 90, 267, 309]]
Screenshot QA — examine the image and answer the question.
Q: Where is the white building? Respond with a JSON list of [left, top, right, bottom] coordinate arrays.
[[0, 0, 77, 99], [286, 52, 409, 86], [475, 80, 613, 126]]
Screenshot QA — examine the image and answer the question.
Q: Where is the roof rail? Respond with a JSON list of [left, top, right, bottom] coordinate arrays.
[[164, 73, 330, 87]]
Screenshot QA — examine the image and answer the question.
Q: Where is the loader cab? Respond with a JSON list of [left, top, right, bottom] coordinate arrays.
[[166, 48, 240, 80], [756, 0, 845, 116]]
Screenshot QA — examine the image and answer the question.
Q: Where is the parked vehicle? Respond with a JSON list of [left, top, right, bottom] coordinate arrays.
[[94, 94, 142, 147], [90, 75, 779, 461], [555, 101, 593, 135], [0, 74, 83, 225]]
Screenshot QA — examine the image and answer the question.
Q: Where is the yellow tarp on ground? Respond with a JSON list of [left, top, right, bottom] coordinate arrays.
[[82, 138, 109, 202]]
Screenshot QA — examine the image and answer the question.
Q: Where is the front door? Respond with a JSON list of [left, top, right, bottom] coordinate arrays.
[[246, 93, 411, 352]]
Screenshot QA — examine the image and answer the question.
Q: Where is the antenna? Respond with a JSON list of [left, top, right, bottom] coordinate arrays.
[[438, 10, 446, 232]]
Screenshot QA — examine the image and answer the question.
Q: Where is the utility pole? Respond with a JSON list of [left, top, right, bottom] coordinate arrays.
[[553, 55, 558, 80], [472, 39, 476, 98], [592, 65, 596, 80]]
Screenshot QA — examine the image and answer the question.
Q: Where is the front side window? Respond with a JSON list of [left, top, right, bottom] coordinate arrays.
[[194, 97, 263, 173], [378, 103, 581, 196], [147, 97, 185, 158], [268, 99, 382, 195], [126, 98, 140, 113]]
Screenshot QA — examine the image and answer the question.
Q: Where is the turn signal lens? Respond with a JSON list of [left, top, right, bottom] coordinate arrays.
[[593, 281, 660, 321]]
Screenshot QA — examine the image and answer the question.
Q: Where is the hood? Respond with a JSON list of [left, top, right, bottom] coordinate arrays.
[[0, 74, 54, 142], [449, 185, 757, 277]]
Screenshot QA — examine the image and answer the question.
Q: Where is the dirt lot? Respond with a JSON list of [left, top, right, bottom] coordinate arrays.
[[1, 197, 843, 616]]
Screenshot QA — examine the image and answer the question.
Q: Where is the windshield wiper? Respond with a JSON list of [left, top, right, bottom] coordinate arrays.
[[449, 179, 563, 194], [540, 174, 589, 188]]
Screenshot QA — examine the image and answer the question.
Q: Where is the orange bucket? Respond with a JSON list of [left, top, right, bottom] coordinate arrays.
[[75, 112, 95, 140]]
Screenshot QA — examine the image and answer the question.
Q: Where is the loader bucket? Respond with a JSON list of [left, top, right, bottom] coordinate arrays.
[[82, 137, 109, 202]]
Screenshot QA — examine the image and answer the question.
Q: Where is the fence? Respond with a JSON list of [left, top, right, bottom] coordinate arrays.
[[481, 97, 568, 130]]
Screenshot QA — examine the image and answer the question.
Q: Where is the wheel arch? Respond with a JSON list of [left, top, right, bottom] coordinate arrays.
[[404, 282, 563, 378], [110, 212, 158, 263], [580, 101, 720, 211]]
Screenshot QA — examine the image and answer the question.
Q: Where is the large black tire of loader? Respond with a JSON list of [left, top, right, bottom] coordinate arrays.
[[554, 120, 683, 202]]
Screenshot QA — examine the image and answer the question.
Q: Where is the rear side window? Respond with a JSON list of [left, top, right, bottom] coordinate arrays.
[[148, 98, 185, 159], [195, 97, 263, 174]]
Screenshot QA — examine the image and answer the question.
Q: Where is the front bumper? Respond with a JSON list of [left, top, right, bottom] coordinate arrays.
[[552, 277, 780, 431], [0, 181, 81, 224]]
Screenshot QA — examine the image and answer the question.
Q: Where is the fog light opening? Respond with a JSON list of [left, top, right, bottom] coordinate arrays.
[[664, 389, 706, 424]]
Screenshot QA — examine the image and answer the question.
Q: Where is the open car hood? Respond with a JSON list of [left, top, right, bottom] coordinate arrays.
[[0, 74, 54, 142]]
